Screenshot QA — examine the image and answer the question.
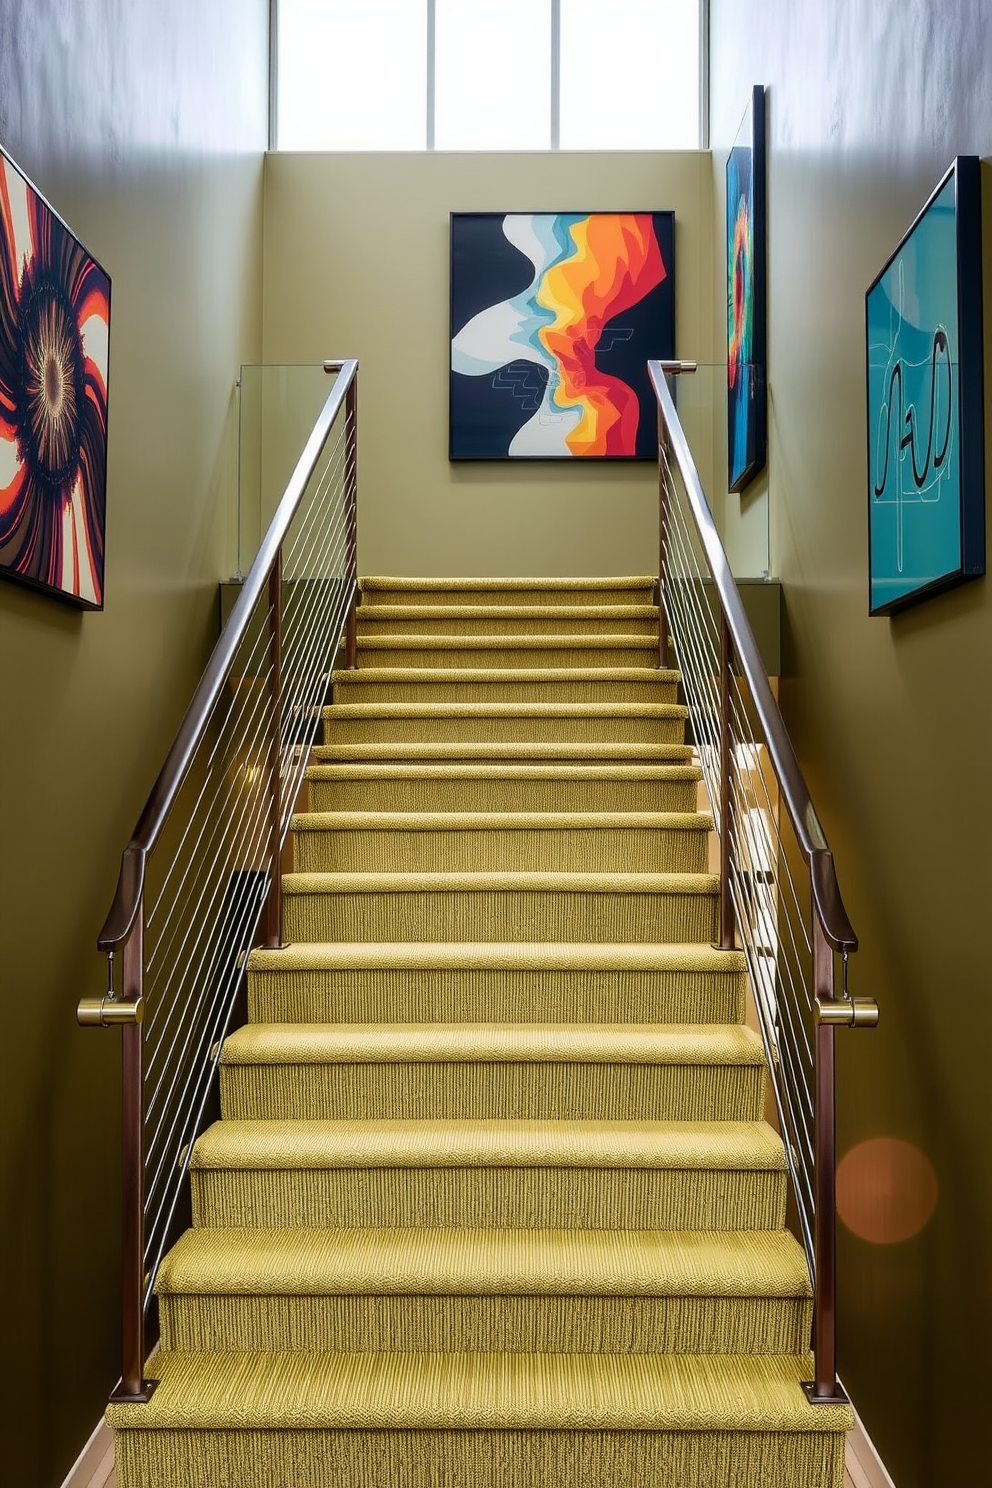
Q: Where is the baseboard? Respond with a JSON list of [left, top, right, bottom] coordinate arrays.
[[846, 1405, 898, 1488], [59, 1417, 114, 1488]]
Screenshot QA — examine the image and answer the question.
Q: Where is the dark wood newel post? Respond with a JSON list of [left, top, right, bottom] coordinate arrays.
[[657, 405, 669, 669], [265, 552, 283, 949], [112, 908, 155, 1402], [807, 912, 843, 1402], [345, 374, 359, 670], [718, 612, 736, 950]]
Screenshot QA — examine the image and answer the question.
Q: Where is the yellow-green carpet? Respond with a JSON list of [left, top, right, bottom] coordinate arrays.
[[107, 576, 853, 1487]]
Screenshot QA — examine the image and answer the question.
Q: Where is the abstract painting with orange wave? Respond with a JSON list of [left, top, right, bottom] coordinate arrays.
[[1, 143, 111, 608], [451, 212, 674, 459]]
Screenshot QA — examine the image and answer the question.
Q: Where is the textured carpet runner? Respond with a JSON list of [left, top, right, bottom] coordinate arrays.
[[108, 576, 853, 1487]]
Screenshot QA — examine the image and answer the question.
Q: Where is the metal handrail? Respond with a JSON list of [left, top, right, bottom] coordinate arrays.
[[97, 359, 359, 951], [78, 358, 359, 1404], [649, 358, 877, 1406], [649, 361, 856, 952]]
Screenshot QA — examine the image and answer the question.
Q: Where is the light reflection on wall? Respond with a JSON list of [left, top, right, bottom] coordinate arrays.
[[836, 1137, 938, 1245]]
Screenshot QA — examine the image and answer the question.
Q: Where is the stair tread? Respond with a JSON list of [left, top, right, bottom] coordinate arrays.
[[282, 870, 719, 896], [357, 604, 660, 621], [306, 762, 702, 781], [220, 1023, 765, 1066], [107, 1348, 852, 1432], [313, 743, 693, 762], [323, 702, 687, 718], [361, 574, 656, 593], [333, 667, 679, 683], [247, 941, 749, 973], [157, 1226, 811, 1299], [190, 1118, 787, 1172], [292, 810, 712, 832], [356, 634, 659, 648]]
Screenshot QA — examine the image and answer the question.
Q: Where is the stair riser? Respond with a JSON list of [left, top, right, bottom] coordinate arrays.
[[323, 715, 687, 745], [356, 645, 659, 669], [293, 826, 709, 875], [160, 1291, 811, 1357], [362, 587, 657, 608], [191, 1166, 788, 1232], [357, 614, 659, 637], [219, 1062, 766, 1122], [113, 1423, 845, 1488], [247, 966, 747, 1026], [282, 887, 719, 945], [332, 678, 678, 705], [306, 779, 700, 813]]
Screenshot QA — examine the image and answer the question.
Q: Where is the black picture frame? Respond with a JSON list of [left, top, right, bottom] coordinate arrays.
[[450, 211, 675, 461], [726, 84, 767, 493], [865, 156, 985, 616]]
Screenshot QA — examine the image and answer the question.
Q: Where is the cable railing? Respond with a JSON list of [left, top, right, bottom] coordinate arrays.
[[77, 358, 359, 1403], [649, 359, 878, 1405]]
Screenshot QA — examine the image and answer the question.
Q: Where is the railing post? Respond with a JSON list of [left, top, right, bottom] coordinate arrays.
[[657, 404, 669, 669], [803, 912, 848, 1405], [264, 552, 283, 949], [345, 373, 359, 670], [109, 908, 155, 1402], [718, 611, 736, 950]]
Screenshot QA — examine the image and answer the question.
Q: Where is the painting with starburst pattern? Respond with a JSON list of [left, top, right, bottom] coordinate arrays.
[[726, 85, 766, 493], [1, 143, 111, 608]]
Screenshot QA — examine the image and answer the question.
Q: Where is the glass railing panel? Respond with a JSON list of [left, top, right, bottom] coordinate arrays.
[[236, 364, 334, 578], [668, 362, 769, 580]]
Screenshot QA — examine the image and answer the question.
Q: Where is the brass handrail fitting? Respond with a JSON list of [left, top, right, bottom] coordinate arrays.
[[815, 997, 880, 1029], [77, 995, 144, 1027]]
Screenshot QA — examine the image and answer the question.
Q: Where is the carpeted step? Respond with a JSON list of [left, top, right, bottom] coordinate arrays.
[[217, 1022, 767, 1121], [332, 667, 679, 705], [291, 810, 712, 874], [353, 635, 660, 670], [356, 603, 660, 636], [156, 1226, 812, 1356], [359, 574, 657, 607], [281, 870, 720, 945], [108, 1350, 852, 1488], [189, 1119, 788, 1231], [246, 942, 749, 1027], [313, 740, 693, 764], [321, 700, 689, 745], [305, 762, 702, 813]]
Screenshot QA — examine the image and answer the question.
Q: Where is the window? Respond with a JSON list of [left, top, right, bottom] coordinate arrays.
[[275, 0, 704, 151]]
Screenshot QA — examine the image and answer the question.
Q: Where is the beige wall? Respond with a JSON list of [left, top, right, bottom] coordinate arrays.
[[262, 150, 718, 577], [0, 5, 268, 1484], [711, 3, 992, 1482]]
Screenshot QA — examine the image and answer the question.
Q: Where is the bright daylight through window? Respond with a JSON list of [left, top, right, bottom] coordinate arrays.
[[276, 0, 702, 151]]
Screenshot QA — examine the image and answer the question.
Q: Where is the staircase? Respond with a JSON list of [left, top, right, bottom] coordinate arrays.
[[107, 575, 853, 1488]]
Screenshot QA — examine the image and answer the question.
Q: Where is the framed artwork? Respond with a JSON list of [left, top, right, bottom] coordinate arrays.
[[450, 211, 675, 460], [726, 84, 767, 493], [0, 142, 111, 608], [866, 156, 985, 616]]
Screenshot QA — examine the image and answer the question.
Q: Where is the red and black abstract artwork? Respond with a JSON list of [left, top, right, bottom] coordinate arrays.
[[1, 144, 110, 608]]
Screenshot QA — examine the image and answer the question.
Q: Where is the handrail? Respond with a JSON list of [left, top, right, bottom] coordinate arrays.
[[98, 358, 358, 951], [80, 357, 360, 1404], [649, 357, 877, 1408], [649, 361, 856, 953]]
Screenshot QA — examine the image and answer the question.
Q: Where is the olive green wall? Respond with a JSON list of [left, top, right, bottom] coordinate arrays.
[[711, 3, 992, 1482], [0, 4, 268, 1483], [261, 150, 719, 577]]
